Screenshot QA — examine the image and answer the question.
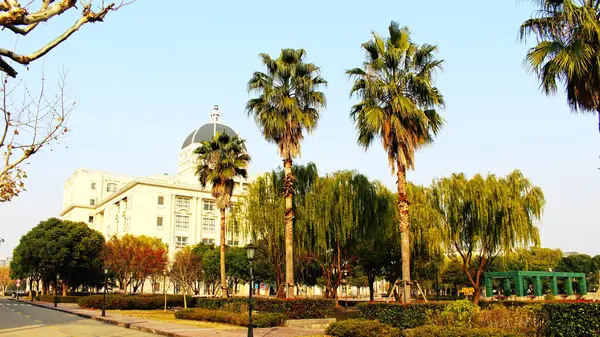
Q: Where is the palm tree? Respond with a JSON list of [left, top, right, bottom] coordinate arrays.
[[246, 48, 327, 298], [347, 21, 445, 303], [520, 0, 600, 133], [195, 132, 250, 298]]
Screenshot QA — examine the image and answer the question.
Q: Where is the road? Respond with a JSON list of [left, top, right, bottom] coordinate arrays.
[[0, 298, 157, 337]]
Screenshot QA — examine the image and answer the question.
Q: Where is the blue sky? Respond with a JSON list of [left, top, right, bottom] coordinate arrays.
[[1, 0, 599, 257]]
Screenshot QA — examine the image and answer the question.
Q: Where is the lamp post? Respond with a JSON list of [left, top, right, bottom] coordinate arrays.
[[245, 242, 257, 337], [163, 269, 167, 313], [344, 271, 348, 310], [102, 268, 108, 317], [54, 273, 60, 307]]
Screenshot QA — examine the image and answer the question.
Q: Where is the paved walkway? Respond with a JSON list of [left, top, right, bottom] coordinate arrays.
[[10, 299, 324, 337]]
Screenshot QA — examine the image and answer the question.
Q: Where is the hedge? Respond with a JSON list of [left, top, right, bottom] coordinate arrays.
[[78, 294, 194, 310], [357, 302, 447, 329], [325, 319, 401, 337], [175, 308, 285, 328], [538, 302, 600, 337], [194, 297, 334, 319], [38, 295, 81, 304], [403, 325, 522, 337]]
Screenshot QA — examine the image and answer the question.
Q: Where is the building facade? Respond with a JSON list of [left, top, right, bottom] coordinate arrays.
[[60, 106, 250, 253], [0, 256, 11, 268]]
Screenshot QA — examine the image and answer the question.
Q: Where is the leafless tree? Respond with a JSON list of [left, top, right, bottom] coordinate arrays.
[[0, 0, 134, 77], [0, 71, 76, 202]]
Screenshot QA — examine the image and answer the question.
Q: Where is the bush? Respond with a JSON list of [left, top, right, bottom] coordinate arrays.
[[325, 319, 401, 337], [402, 325, 522, 337], [357, 302, 447, 329], [77, 294, 194, 310], [474, 305, 540, 337], [538, 302, 600, 337], [194, 297, 334, 319], [440, 300, 479, 327], [175, 308, 285, 328], [38, 295, 82, 303]]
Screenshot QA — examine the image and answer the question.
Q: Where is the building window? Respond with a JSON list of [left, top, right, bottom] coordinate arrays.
[[88, 216, 94, 223], [202, 238, 215, 245], [176, 196, 191, 208], [106, 182, 118, 193], [202, 218, 215, 232], [227, 240, 240, 246], [91, 182, 96, 190], [203, 200, 216, 211], [157, 216, 163, 228], [89, 199, 96, 206], [175, 236, 188, 247], [124, 217, 131, 232], [157, 196, 164, 206], [175, 215, 189, 230]]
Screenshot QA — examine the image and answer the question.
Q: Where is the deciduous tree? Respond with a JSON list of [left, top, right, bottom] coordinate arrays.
[[169, 247, 198, 309], [0, 0, 133, 77], [0, 267, 11, 296]]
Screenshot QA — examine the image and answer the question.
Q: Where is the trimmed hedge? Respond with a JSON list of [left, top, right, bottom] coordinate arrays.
[[38, 295, 81, 303], [194, 297, 334, 319], [538, 302, 600, 337], [357, 302, 447, 329], [325, 319, 401, 337], [175, 308, 285, 328], [403, 325, 522, 337], [78, 294, 194, 310]]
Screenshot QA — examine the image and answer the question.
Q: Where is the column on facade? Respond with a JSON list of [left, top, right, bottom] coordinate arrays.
[[565, 277, 573, 295], [484, 274, 493, 297], [533, 276, 543, 297], [515, 275, 524, 297], [579, 276, 588, 294], [502, 278, 512, 296], [551, 276, 558, 295]]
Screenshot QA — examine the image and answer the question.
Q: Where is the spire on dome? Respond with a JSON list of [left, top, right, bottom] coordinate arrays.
[[210, 105, 221, 123]]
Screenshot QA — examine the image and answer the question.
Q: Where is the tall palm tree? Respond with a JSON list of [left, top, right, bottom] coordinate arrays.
[[520, 0, 600, 132], [195, 132, 250, 298], [246, 48, 327, 298], [347, 21, 445, 303]]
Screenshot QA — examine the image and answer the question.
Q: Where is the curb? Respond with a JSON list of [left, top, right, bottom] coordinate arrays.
[[8, 298, 178, 336]]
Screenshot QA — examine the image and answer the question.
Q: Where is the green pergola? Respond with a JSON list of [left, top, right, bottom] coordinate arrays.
[[484, 271, 587, 297]]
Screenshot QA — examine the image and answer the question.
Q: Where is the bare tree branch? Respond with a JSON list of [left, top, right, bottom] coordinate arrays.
[[0, 0, 134, 77], [0, 70, 76, 202]]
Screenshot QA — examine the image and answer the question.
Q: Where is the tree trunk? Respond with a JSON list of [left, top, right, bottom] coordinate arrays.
[[368, 273, 375, 301], [283, 158, 295, 298], [397, 163, 411, 304], [62, 282, 67, 297], [220, 207, 228, 298]]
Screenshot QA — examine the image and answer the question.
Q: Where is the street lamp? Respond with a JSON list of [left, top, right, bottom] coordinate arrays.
[[344, 271, 348, 310], [245, 242, 257, 337], [54, 273, 60, 307], [163, 269, 167, 313], [102, 268, 108, 317]]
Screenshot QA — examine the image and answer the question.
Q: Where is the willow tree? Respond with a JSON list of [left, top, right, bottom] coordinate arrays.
[[347, 21, 445, 303], [233, 163, 318, 298], [246, 49, 327, 297], [520, 0, 600, 132], [195, 132, 250, 298], [432, 170, 544, 303]]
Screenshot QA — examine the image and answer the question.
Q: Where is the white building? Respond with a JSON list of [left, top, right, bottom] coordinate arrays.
[[0, 256, 11, 268], [60, 106, 250, 252]]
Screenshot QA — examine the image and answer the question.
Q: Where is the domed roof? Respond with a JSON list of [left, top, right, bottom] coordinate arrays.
[[180, 105, 244, 150]]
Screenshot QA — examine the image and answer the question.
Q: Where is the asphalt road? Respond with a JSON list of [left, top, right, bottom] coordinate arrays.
[[0, 298, 157, 337]]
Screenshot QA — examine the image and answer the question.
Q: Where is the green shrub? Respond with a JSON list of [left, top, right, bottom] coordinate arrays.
[[357, 302, 447, 329], [38, 295, 82, 304], [478, 301, 539, 310], [325, 319, 401, 337], [474, 305, 540, 337], [77, 294, 194, 310], [441, 300, 479, 327], [194, 297, 334, 319], [175, 308, 285, 328], [402, 325, 522, 337], [538, 302, 600, 337]]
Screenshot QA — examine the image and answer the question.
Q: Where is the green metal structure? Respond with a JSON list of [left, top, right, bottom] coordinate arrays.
[[484, 271, 587, 297]]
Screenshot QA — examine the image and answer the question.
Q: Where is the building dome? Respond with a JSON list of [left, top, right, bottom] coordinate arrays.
[[180, 105, 243, 150]]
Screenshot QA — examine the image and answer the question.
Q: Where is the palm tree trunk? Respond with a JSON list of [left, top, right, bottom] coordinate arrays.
[[283, 158, 295, 298], [396, 163, 411, 304], [220, 207, 228, 298]]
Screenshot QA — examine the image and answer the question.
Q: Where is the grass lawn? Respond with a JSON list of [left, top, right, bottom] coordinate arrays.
[[109, 310, 243, 329]]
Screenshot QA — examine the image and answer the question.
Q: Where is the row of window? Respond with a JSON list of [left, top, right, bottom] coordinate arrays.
[[160, 216, 215, 232], [174, 237, 239, 247], [158, 196, 216, 211], [90, 182, 119, 193]]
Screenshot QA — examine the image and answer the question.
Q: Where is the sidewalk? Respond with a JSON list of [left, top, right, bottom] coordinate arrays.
[[11, 298, 324, 337]]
